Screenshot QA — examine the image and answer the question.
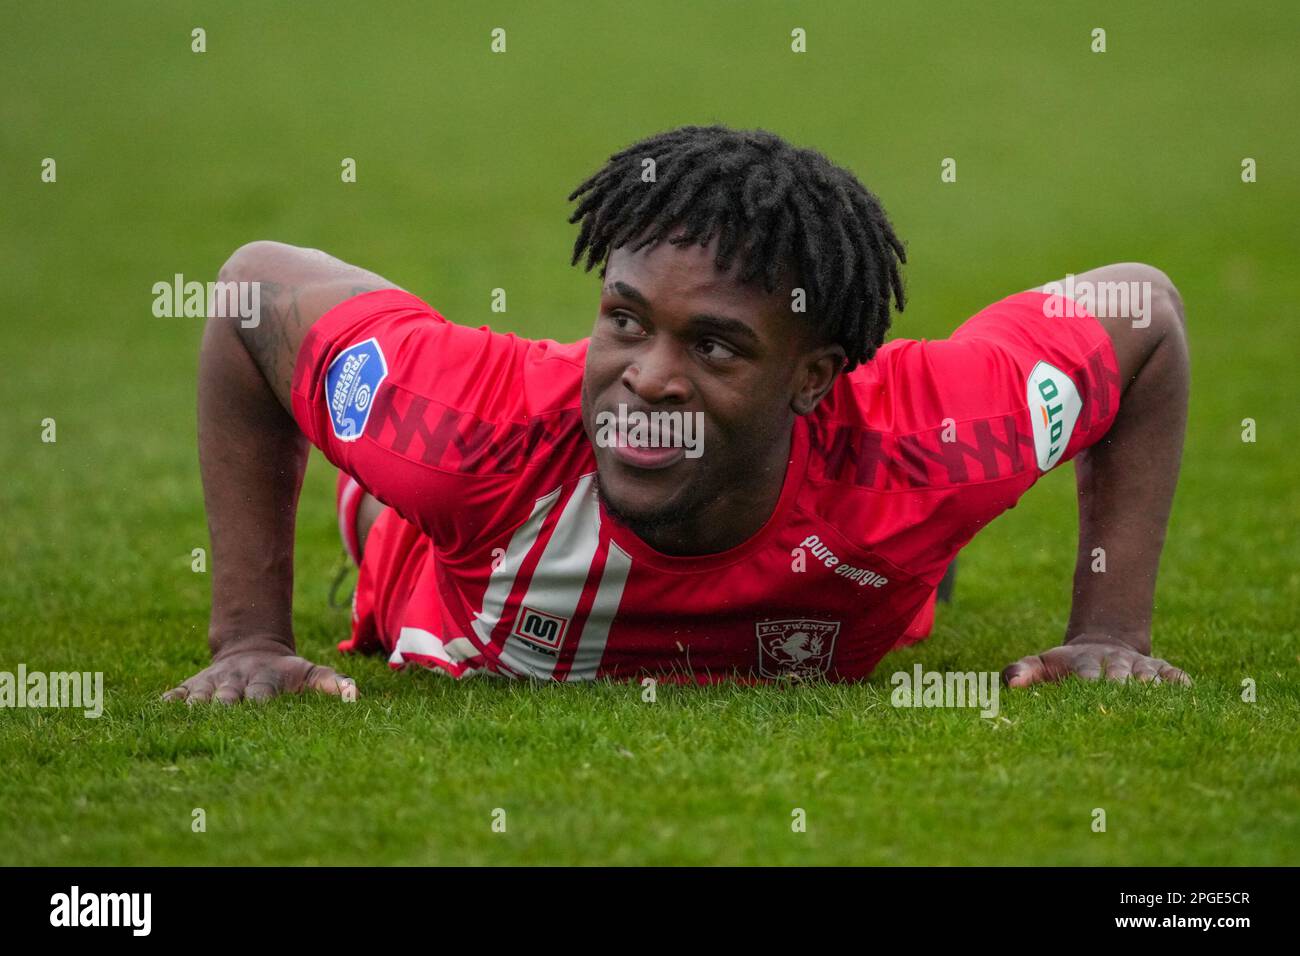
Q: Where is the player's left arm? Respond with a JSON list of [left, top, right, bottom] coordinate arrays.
[[1004, 262, 1191, 687]]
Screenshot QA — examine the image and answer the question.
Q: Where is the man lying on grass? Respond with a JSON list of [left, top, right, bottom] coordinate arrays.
[[166, 124, 1190, 703]]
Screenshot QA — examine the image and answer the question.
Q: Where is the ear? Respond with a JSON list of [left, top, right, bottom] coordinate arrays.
[[790, 345, 846, 415]]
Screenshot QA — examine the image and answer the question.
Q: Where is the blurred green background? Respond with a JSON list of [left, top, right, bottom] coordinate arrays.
[[1, 1, 1296, 865]]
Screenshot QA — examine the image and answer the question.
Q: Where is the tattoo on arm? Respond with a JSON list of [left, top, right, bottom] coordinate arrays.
[[241, 281, 308, 410], [238, 276, 394, 413]]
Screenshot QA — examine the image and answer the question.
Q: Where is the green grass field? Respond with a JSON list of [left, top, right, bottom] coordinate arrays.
[[2, 1, 1297, 865]]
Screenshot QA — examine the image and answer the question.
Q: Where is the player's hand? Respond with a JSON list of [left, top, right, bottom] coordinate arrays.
[[162, 637, 358, 704], [1002, 636, 1190, 688]]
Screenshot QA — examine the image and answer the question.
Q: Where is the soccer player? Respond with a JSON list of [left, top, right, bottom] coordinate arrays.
[[165, 125, 1190, 703]]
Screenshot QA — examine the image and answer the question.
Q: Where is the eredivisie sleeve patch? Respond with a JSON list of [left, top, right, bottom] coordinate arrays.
[[325, 337, 388, 441]]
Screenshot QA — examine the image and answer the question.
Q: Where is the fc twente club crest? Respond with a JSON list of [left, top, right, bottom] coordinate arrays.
[[756, 619, 840, 678]]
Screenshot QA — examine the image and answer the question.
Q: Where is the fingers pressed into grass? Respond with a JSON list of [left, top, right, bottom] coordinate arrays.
[[1158, 662, 1192, 686], [1073, 656, 1104, 681], [184, 678, 217, 704], [1105, 657, 1132, 681], [304, 665, 356, 700], [1002, 655, 1047, 687], [214, 680, 244, 705], [1132, 658, 1163, 682], [244, 678, 280, 702]]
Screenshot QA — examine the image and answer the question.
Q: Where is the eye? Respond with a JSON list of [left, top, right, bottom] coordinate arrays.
[[606, 310, 647, 336], [697, 337, 738, 361]]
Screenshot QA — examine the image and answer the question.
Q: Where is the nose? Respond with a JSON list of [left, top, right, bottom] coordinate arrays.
[[622, 340, 691, 405]]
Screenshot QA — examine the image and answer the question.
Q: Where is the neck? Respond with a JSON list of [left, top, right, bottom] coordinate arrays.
[[619, 427, 794, 557]]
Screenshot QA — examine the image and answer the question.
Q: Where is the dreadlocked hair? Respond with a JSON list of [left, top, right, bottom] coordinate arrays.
[[567, 125, 906, 368]]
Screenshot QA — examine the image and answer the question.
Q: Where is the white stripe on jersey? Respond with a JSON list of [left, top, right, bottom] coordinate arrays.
[[498, 473, 602, 679], [470, 484, 565, 674], [566, 539, 632, 682], [390, 627, 479, 666]]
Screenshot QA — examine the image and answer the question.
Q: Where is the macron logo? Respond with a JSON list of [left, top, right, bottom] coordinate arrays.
[[50, 885, 151, 936]]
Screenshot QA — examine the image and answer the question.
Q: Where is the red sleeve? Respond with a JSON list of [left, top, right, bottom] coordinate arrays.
[[941, 290, 1123, 471], [814, 290, 1124, 578], [845, 290, 1122, 473], [291, 289, 588, 552]]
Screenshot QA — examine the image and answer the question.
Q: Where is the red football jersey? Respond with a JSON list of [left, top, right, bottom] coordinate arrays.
[[291, 288, 1121, 682]]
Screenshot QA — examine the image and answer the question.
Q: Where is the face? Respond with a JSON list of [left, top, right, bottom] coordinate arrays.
[[581, 236, 844, 540]]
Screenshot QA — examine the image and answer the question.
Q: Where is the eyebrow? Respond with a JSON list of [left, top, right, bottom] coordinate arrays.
[[604, 281, 761, 347], [606, 281, 648, 306], [687, 313, 761, 347]]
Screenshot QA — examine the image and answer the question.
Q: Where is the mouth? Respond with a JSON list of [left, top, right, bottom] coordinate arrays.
[[587, 399, 703, 474], [608, 441, 685, 471]]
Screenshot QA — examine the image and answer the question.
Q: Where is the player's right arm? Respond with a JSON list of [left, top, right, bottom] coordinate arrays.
[[163, 241, 398, 704]]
